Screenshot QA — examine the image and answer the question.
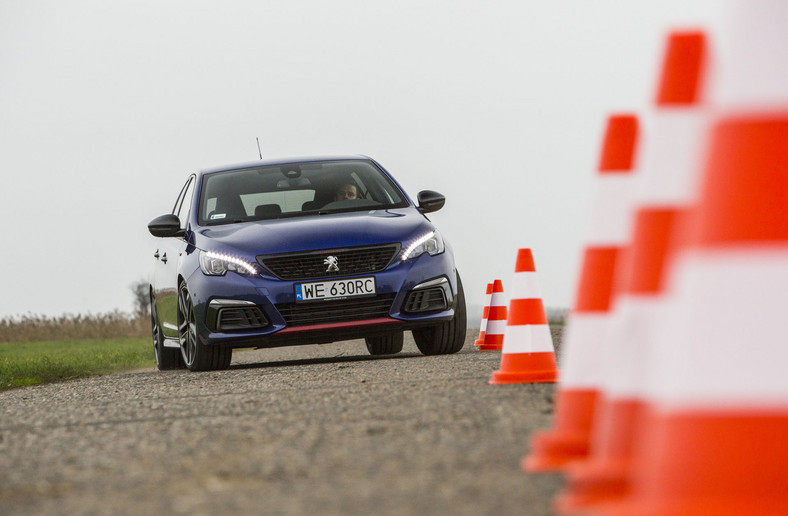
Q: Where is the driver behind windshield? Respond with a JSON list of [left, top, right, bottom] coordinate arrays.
[[334, 183, 358, 201]]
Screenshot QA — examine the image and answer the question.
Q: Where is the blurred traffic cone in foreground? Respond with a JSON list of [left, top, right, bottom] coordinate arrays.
[[524, 114, 639, 471], [607, 3, 788, 514], [477, 280, 506, 351], [610, 100, 788, 516], [557, 30, 711, 512], [490, 249, 558, 384], [474, 282, 494, 347]]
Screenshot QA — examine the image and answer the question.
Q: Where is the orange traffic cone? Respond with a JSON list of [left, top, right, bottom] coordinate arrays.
[[611, 95, 788, 516], [557, 30, 711, 512], [524, 113, 639, 472], [490, 249, 558, 384], [477, 280, 507, 351], [474, 282, 494, 347], [607, 4, 788, 513]]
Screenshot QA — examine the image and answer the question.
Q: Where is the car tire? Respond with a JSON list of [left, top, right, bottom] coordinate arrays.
[[177, 282, 232, 371], [151, 293, 183, 370], [412, 273, 467, 355], [365, 331, 404, 355]]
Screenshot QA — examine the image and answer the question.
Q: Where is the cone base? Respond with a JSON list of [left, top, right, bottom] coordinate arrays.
[[523, 389, 599, 472], [601, 412, 788, 516], [554, 460, 628, 514], [489, 352, 558, 384], [555, 398, 645, 510], [600, 500, 788, 516], [523, 430, 591, 472], [477, 343, 502, 351], [489, 369, 557, 384], [489, 371, 557, 384]]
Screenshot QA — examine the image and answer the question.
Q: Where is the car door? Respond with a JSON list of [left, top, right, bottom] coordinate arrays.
[[153, 175, 195, 339]]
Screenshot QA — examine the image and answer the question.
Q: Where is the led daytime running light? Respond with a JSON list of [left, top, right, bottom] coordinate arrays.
[[204, 251, 258, 275], [402, 231, 435, 261]]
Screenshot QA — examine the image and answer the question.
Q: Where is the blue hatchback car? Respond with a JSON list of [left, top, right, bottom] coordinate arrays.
[[147, 156, 466, 371]]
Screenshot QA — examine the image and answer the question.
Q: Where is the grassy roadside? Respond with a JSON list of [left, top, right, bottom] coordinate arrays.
[[0, 337, 154, 391], [0, 312, 148, 343]]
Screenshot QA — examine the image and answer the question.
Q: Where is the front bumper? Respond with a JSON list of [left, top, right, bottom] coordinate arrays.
[[184, 249, 458, 349]]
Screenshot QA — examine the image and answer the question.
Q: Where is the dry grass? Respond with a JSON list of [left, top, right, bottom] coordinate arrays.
[[0, 311, 149, 343]]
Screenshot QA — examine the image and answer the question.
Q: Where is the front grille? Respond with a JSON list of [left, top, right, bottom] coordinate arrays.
[[217, 307, 268, 331], [276, 294, 397, 327], [257, 244, 400, 280], [403, 287, 447, 314]]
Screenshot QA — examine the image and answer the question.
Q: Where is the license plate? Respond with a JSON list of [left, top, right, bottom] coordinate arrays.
[[295, 277, 376, 302]]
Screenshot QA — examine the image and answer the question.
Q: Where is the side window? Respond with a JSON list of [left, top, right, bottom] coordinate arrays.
[[173, 176, 196, 229]]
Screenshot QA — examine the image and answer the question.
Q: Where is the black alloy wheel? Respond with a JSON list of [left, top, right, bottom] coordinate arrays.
[[151, 293, 182, 370], [177, 282, 232, 371], [412, 273, 467, 355], [177, 283, 198, 368]]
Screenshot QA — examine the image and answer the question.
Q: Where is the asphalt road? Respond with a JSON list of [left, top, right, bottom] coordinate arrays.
[[0, 328, 565, 516]]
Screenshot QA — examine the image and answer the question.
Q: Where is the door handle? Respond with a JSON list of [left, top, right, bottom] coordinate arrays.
[[161, 252, 168, 264], [154, 249, 160, 259]]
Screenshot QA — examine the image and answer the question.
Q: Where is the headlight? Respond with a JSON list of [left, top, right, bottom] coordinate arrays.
[[401, 230, 445, 261], [199, 250, 258, 276]]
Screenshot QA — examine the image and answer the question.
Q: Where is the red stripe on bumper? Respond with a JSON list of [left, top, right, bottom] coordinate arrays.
[[277, 318, 399, 334]]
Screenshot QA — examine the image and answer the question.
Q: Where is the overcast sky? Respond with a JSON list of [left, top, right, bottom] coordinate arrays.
[[0, 0, 733, 319]]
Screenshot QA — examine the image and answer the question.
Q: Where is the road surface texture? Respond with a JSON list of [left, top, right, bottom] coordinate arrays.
[[0, 328, 565, 515]]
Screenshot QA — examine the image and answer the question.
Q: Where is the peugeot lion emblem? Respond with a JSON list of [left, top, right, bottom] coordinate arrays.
[[324, 255, 339, 272]]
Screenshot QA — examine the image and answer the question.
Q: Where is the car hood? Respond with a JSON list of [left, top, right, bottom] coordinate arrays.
[[194, 208, 434, 257]]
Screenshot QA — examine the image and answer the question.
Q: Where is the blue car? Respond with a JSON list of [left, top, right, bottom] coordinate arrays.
[[147, 156, 466, 371]]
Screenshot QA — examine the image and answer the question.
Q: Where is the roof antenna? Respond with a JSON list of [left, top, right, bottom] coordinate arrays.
[[256, 137, 263, 160]]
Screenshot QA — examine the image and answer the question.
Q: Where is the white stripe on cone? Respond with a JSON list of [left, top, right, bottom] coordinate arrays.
[[713, 0, 788, 110], [509, 271, 541, 299], [652, 249, 788, 408], [485, 319, 508, 335], [502, 325, 554, 354], [559, 314, 612, 390], [586, 174, 638, 245], [636, 111, 710, 206], [478, 290, 492, 334]]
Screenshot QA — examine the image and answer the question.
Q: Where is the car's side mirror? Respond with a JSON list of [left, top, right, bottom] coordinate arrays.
[[148, 214, 185, 238], [417, 190, 445, 214]]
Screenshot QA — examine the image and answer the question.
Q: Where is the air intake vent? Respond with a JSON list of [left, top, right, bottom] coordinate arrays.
[[217, 307, 268, 331], [403, 288, 447, 314], [257, 244, 400, 280]]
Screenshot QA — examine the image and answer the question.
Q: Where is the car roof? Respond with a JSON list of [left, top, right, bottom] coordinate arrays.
[[197, 155, 374, 177]]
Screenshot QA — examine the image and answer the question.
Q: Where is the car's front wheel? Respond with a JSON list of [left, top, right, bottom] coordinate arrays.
[[151, 292, 183, 370], [365, 331, 404, 355], [177, 282, 232, 371], [412, 273, 467, 355]]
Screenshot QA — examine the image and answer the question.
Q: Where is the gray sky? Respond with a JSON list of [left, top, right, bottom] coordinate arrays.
[[0, 0, 732, 318]]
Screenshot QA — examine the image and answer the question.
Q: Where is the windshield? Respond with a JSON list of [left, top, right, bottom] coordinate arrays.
[[198, 160, 409, 226]]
